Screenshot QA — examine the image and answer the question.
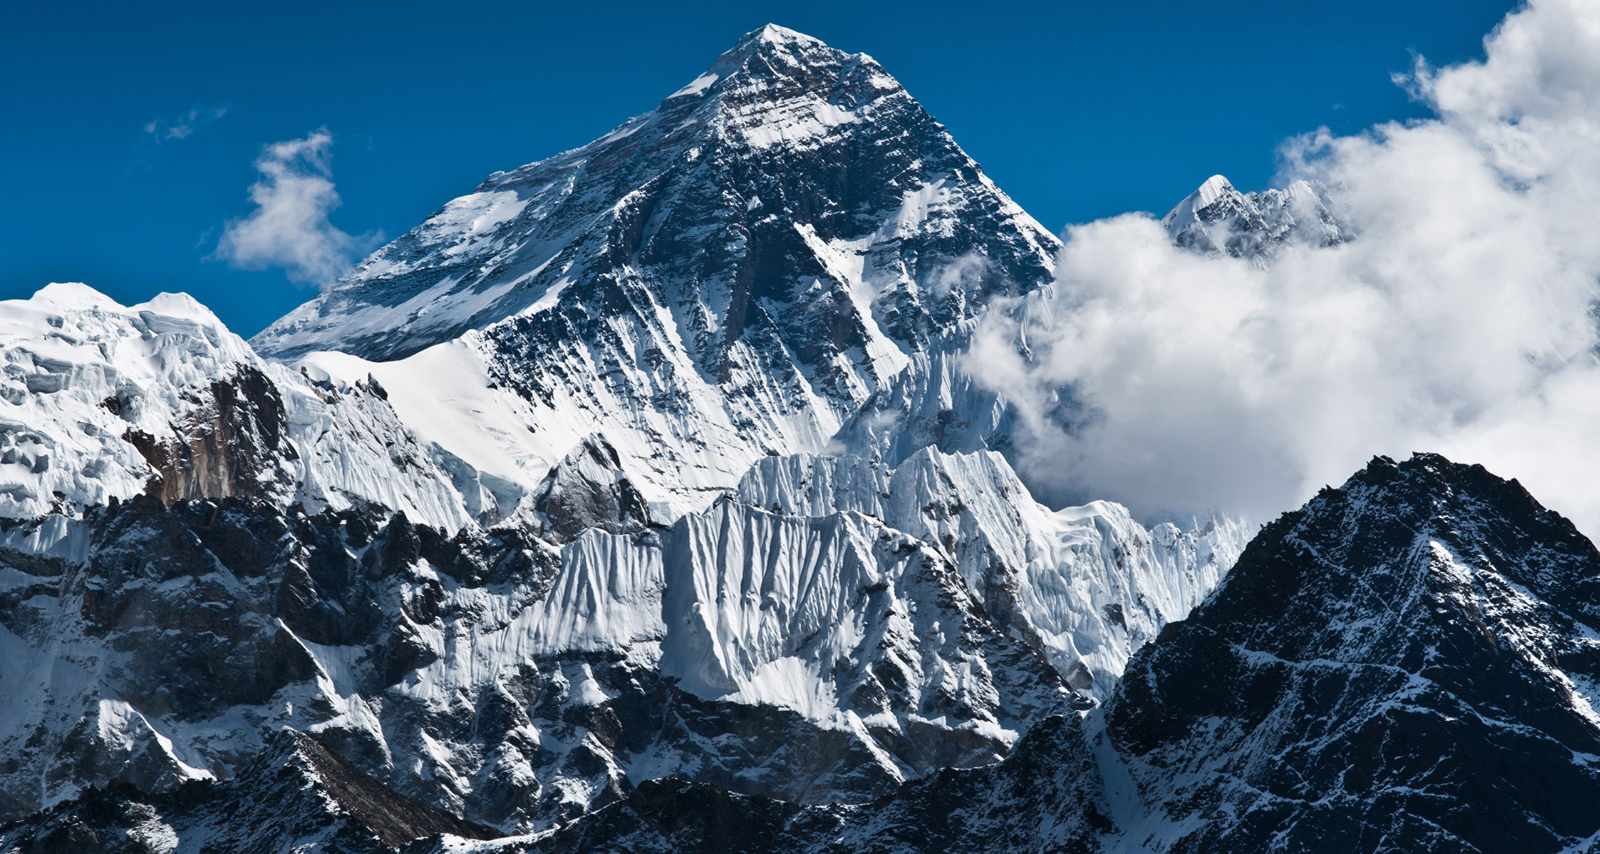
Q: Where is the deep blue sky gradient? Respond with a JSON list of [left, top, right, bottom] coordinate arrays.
[[1, 0, 1517, 336]]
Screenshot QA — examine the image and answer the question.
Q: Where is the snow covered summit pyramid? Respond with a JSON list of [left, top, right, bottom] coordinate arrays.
[[254, 23, 1057, 364], [253, 24, 1060, 517]]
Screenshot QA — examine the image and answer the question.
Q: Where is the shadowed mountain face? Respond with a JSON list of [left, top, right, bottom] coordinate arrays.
[[1107, 453, 1600, 853]]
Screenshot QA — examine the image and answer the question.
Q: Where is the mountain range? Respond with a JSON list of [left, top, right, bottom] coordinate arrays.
[[1, 24, 1593, 854]]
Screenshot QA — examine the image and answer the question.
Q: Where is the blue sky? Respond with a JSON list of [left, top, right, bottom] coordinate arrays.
[[1, 0, 1516, 336]]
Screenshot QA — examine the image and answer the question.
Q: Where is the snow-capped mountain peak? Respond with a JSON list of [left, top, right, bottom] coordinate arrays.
[[1161, 172, 1347, 258], [251, 25, 1054, 363], [254, 24, 1060, 521], [1160, 173, 1235, 231], [0, 25, 1322, 854]]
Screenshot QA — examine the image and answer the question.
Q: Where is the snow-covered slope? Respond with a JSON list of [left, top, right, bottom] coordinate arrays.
[[0, 282, 271, 516]]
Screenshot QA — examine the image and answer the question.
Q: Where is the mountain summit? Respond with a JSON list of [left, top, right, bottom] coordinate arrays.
[[253, 24, 1056, 364], [252, 25, 1059, 519]]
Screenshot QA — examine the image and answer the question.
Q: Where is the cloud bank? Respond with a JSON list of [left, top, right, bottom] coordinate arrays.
[[212, 129, 380, 287], [967, 0, 1600, 537]]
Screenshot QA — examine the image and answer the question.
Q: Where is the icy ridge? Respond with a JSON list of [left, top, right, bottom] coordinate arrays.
[[737, 448, 1245, 696]]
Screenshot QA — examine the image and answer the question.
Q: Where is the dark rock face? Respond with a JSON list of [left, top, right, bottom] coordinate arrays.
[[124, 364, 293, 504], [0, 482, 1072, 835], [0, 497, 555, 824], [0, 730, 499, 854], [811, 714, 1113, 854], [514, 714, 1111, 854], [1106, 453, 1600, 853], [529, 436, 655, 543]]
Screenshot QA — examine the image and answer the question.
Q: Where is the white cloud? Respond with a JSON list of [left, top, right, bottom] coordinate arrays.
[[211, 129, 381, 287], [965, 0, 1600, 538], [142, 105, 229, 143], [929, 252, 990, 301]]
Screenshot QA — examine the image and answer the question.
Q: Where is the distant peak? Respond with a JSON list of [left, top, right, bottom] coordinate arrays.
[[1161, 174, 1239, 229]]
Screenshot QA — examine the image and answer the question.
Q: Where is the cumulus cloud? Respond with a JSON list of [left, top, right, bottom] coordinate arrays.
[[966, 0, 1600, 537], [143, 104, 229, 143], [211, 129, 381, 287]]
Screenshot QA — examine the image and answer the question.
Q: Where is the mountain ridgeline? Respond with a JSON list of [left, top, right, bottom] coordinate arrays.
[[0, 24, 1591, 854]]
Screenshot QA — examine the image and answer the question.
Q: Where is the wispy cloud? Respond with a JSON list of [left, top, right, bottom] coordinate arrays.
[[965, 0, 1600, 538], [126, 104, 231, 175], [211, 128, 382, 288], [142, 104, 229, 144]]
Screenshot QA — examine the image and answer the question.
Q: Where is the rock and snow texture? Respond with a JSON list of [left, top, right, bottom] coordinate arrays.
[[15, 451, 1596, 854], [475, 454, 1600, 854], [0, 282, 275, 517], [1105, 453, 1600, 853], [0, 729, 498, 854], [0, 443, 1233, 834]]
